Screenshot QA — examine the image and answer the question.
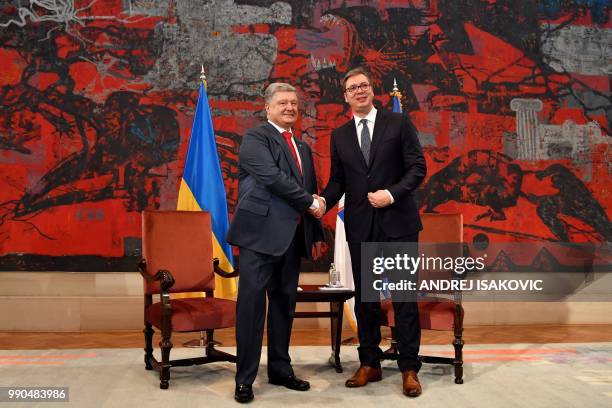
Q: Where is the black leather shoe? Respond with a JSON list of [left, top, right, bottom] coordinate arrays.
[[269, 374, 310, 391], [234, 384, 254, 403]]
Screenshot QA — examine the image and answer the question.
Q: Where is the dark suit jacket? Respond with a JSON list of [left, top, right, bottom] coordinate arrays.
[[321, 110, 426, 242], [226, 122, 324, 256]]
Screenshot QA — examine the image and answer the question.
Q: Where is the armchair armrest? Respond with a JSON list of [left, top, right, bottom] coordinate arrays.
[[213, 258, 240, 278], [138, 259, 176, 291], [138, 259, 173, 337]]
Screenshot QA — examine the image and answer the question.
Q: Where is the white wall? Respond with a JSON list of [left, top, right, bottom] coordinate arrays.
[[1, 272, 611, 331]]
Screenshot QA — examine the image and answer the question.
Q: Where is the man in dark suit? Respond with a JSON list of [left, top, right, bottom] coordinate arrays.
[[226, 83, 325, 403], [318, 67, 427, 397]]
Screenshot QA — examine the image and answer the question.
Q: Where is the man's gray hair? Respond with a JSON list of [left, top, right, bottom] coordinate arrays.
[[264, 82, 296, 103]]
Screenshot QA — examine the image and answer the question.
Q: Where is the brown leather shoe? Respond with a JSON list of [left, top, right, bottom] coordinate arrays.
[[402, 370, 422, 397], [345, 366, 382, 388]]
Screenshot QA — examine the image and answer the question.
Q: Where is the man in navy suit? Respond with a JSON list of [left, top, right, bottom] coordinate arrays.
[[226, 83, 324, 403], [318, 67, 427, 397]]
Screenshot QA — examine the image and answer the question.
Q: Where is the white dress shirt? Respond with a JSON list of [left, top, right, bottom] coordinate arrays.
[[353, 107, 377, 149]]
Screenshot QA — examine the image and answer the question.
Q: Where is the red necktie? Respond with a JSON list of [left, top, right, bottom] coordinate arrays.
[[282, 131, 302, 175]]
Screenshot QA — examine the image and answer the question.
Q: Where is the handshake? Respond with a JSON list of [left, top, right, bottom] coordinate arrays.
[[308, 194, 326, 219]]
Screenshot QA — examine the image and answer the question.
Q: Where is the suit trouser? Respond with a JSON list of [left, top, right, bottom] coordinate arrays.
[[347, 221, 422, 373], [235, 227, 304, 385]]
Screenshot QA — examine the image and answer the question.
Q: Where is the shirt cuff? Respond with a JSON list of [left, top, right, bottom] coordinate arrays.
[[309, 198, 320, 210], [384, 189, 395, 204]]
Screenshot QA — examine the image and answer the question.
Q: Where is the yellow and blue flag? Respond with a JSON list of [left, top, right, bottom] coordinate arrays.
[[177, 81, 236, 299], [392, 91, 402, 113], [391, 78, 403, 114]]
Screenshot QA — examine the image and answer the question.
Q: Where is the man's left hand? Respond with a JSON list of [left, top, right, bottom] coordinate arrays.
[[368, 190, 392, 208]]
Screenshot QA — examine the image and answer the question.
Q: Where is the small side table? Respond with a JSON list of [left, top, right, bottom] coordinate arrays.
[[295, 285, 355, 373]]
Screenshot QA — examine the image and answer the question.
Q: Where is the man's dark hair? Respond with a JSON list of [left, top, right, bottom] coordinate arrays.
[[342, 67, 372, 91]]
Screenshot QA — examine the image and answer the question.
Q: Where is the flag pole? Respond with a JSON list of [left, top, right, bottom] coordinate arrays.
[[183, 64, 222, 348], [200, 64, 207, 87], [380, 78, 404, 356], [391, 78, 403, 113]]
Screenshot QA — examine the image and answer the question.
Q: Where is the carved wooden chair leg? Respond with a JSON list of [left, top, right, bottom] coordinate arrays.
[[205, 329, 214, 357], [206, 329, 215, 346], [453, 304, 465, 384], [159, 333, 173, 389], [453, 337, 464, 384], [144, 323, 154, 370]]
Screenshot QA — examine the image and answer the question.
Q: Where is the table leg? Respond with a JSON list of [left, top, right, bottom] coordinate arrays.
[[329, 301, 344, 373]]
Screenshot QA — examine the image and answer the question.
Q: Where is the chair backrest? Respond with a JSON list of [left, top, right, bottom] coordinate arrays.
[[419, 213, 464, 293], [380, 213, 464, 331], [420, 213, 463, 243], [142, 210, 215, 295]]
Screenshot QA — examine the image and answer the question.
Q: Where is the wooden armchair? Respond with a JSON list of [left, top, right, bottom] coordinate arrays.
[[380, 213, 465, 384], [138, 210, 239, 389]]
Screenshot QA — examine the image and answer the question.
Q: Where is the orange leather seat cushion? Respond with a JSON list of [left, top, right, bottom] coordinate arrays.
[[146, 297, 236, 332], [417, 300, 455, 331]]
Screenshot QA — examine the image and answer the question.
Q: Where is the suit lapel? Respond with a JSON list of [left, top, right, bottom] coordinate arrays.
[[295, 139, 308, 184], [265, 123, 303, 183], [345, 120, 369, 170], [368, 110, 388, 166]]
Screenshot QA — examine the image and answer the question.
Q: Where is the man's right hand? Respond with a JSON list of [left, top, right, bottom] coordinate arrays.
[[308, 194, 326, 219]]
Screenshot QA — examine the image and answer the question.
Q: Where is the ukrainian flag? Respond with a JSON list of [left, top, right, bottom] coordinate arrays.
[[393, 92, 402, 113], [391, 78, 403, 114], [177, 80, 236, 299]]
